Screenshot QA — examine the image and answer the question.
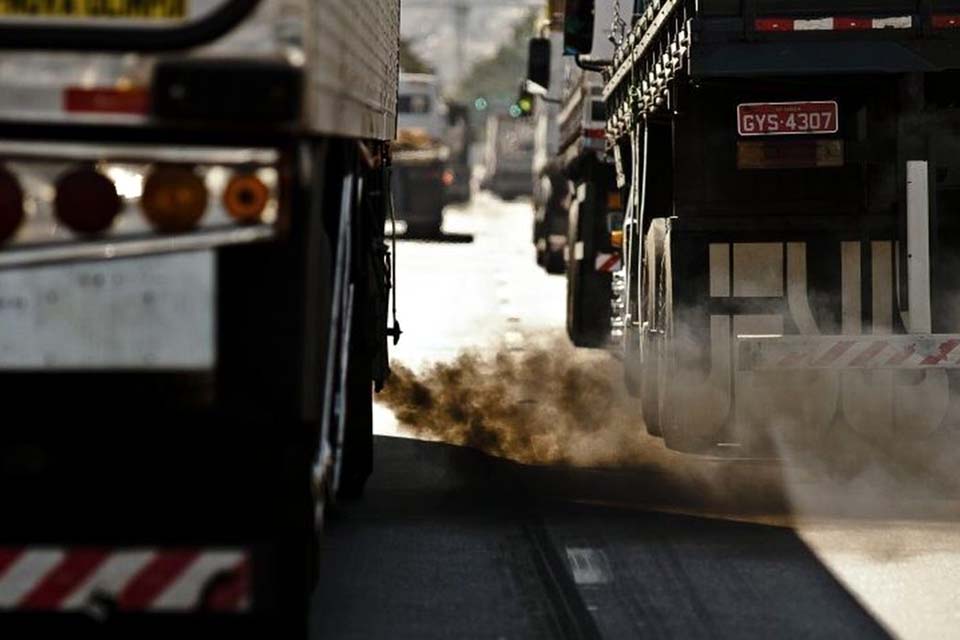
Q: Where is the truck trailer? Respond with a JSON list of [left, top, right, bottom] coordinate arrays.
[[0, 0, 399, 636], [573, 0, 960, 455]]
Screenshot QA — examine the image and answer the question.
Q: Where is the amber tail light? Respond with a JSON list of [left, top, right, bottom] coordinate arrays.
[[141, 166, 208, 233]]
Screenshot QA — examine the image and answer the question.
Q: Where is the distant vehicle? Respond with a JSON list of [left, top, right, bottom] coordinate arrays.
[[443, 101, 473, 205], [394, 73, 449, 235], [0, 0, 399, 636], [481, 114, 534, 201], [576, 0, 960, 457]]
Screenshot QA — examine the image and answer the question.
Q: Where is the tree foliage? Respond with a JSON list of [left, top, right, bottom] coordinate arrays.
[[400, 39, 433, 74], [453, 9, 539, 108]]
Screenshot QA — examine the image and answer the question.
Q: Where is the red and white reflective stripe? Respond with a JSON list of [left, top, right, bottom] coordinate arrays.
[[756, 16, 913, 32], [595, 253, 622, 273], [0, 547, 250, 613], [933, 15, 960, 29], [739, 335, 960, 371]]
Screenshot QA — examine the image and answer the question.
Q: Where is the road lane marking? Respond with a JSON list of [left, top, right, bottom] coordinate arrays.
[[565, 548, 612, 585]]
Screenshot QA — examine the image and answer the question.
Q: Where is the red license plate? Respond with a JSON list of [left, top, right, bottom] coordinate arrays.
[[738, 101, 839, 137]]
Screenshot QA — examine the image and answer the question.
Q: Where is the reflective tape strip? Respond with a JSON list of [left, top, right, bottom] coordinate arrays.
[[595, 253, 622, 273], [0, 551, 65, 608], [60, 551, 155, 611], [739, 335, 960, 371], [150, 551, 246, 611], [0, 547, 250, 613], [757, 16, 913, 31]]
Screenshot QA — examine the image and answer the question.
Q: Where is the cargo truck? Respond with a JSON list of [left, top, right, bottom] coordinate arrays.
[[0, 0, 399, 636], [572, 0, 960, 455], [527, 0, 622, 337], [393, 73, 448, 236]]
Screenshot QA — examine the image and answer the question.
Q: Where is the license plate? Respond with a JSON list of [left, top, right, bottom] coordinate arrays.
[[0, 0, 186, 20], [738, 101, 839, 137], [0, 252, 214, 369]]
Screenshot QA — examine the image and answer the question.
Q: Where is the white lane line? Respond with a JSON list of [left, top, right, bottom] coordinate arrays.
[[565, 547, 612, 585]]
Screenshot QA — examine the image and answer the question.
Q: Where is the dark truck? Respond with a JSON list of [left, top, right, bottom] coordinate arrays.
[[393, 73, 448, 236], [571, 0, 960, 455], [0, 0, 399, 636]]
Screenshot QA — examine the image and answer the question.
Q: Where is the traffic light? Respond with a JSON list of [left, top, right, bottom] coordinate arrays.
[[515, 84, 534, 118]]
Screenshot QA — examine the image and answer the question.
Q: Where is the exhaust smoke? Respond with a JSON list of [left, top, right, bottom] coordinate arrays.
[[379, 337, 649, 467]]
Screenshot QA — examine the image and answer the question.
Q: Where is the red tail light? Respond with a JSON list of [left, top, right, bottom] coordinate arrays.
[[55, 168, 121, 234], [0, 168, 24, 244], [933, 15, 960, 29]]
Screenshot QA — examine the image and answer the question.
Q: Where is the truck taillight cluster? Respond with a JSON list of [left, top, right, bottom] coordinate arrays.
[[0, 145, 280, 257]]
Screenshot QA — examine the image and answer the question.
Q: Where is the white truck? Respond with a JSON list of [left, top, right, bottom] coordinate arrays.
[[481, 113, 535, 201], [0, 0, 399, 635]]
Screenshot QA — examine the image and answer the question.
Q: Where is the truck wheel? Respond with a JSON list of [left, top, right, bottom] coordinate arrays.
[[656, 225, 714, 454], [334, 166, 377, 501], [640, 221, 666, 437], [545, 247, 566, 274]]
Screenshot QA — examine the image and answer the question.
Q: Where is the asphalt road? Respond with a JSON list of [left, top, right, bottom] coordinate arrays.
[[313, 193, 960, 639]]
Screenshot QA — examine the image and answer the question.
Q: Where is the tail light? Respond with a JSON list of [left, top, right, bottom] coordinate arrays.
[[610, 229, 624, 248], [141, 166, 208, 232], [0, 167, 24, 243], [607, 191, 622, 210], [223, 173, 269, 224], [442, 169, 455, 187], [54, 168, 121, 234]]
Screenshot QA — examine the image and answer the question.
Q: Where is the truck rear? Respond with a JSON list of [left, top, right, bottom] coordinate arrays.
[[597, 0, 960, 454], [393, 73, 448, 236], [482, 114, 535, 201], [0, 0, 399, 636]]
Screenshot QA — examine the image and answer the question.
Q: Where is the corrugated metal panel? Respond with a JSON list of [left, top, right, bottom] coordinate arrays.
[[310, 0, 399, 141], [0, 0, 399, 141]]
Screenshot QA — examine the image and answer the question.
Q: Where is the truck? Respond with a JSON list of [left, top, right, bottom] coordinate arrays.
[[393, 73, 448, 236], [0, 0, 399, 636], [580, 0, 960, 455], [527, 0, 623, 335], [481, 113, 535, 201], [528, 5, 567, 274]]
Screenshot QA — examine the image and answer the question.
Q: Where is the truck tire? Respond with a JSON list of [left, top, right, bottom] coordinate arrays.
[[567, 177, 613, 348], [640, 220, 667, 437], [656, 223, 715, 454]]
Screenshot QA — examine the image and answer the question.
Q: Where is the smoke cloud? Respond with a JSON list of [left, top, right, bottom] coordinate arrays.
[[379, 337, 650, 467], [378, 334, 960, 522]]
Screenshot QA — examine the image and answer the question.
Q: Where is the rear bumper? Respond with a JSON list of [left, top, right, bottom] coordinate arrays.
[[739, 334, 960, 371]]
